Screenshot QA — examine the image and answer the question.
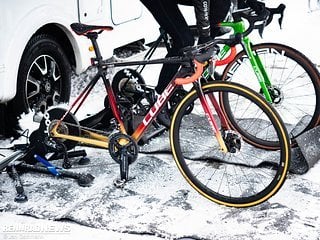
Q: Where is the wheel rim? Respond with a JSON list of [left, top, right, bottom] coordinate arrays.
[[26, 54, 62, 112]]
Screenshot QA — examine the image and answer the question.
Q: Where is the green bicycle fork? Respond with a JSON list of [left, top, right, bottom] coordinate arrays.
[[218, 21, 273, 103]]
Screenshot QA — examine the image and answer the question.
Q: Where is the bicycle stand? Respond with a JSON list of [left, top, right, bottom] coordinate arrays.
[[1, 143, 94, 203], [138, 125, 167, 145], [6, 164, 28, 202]]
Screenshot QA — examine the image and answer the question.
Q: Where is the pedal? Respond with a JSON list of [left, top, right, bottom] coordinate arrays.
[[78, 157, 90, 165], [113, 176, 135, 188], [113, 178, 127, 188], [15, 193, 28, 203]]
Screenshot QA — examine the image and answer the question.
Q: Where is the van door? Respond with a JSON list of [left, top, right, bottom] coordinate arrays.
[[78, 0, 142, 25], [110, 0, 142, 25], [78, 0, 108, 24]]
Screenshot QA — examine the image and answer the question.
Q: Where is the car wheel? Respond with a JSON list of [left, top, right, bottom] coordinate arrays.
[[13, 34, 71, 116]]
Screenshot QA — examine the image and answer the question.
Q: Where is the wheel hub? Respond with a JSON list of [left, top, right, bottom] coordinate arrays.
[[44, 80, 52, 93], [223, 130, 242, 153], [269, 86, 283, 104]]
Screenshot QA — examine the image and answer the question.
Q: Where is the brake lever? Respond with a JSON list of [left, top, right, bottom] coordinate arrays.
[[249, 8, 270, 38], [266, 4, 286, 29], [257, 23, 266, 38]]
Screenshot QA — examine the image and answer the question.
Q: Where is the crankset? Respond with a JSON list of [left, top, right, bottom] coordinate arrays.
[[108, 133, 138, 182], [108, 133, 138, 165]]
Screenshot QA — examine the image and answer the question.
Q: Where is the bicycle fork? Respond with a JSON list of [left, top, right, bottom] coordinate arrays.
[[241, 38, 273, 102], [218, 21, 273, 103], [193, 83, 229, 153]]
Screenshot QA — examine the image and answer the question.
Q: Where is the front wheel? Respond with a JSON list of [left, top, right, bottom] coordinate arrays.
[[170, 81, 290, 207], [221, 43, 320, 143]]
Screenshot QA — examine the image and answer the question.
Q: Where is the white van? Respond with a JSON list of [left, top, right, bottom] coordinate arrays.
[[0, 0, 159, 117]]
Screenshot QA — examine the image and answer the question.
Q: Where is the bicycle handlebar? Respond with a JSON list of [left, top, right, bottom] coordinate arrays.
[[175, 37, 238, 85], [182, 37, 239, 60], [231, 3, 286, 37], [215, 46, 237, 66], [175, 60, 204, 85], [232, 6, 270, 37]]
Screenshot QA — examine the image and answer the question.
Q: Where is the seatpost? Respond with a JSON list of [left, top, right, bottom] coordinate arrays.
[[87, 32, 103, 65]]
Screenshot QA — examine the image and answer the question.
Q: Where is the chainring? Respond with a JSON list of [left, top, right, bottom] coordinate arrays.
[[108, 133, 138, 165]]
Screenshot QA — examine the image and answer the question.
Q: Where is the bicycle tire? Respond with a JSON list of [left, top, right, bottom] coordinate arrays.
[[221, 43, 320, 146], [170, 81, 290, 207]]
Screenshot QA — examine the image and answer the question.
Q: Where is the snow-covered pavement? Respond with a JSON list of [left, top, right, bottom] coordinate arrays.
[[1, 0, 320, 239]]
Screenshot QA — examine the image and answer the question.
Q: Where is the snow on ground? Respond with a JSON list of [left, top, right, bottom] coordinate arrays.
[[1, 1, 320, 240]]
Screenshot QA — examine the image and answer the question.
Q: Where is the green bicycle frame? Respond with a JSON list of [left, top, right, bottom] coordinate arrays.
[[215, 20, 273, 102]]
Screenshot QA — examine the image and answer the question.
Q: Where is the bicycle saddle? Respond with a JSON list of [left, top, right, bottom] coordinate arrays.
[[71, 23, 113, 35]]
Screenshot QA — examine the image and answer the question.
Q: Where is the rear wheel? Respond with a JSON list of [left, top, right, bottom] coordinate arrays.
[[170, 82, 290, 207], [38, 107, 80, 150]]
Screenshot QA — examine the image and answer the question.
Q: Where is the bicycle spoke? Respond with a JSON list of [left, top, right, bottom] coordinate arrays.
[[223, 43, 319, 142]]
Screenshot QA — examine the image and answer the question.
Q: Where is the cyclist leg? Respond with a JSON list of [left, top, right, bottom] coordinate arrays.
[[140, 0, 194, 93], [140, 0, 194, 127], [209, 0, 231, 38]]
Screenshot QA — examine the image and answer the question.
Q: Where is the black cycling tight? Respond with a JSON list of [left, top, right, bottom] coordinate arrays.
[[140, 0, 230, 93]]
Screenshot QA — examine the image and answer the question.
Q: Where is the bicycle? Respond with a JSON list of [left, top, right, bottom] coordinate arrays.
[[37, 21, 291, 208], [112, 4, 319, 149]]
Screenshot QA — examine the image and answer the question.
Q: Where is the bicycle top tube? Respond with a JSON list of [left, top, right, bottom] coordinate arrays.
[[70, 22, 240, 84]]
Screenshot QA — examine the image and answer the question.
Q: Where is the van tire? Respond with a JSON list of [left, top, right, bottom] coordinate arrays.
[[12, 34, 71, 116]]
